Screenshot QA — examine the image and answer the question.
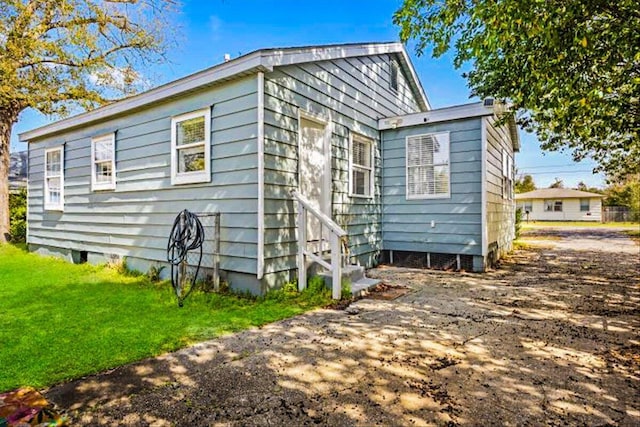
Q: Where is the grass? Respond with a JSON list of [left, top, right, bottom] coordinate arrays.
[[522, 221, 639, 229], [0, 244, 331, 393]]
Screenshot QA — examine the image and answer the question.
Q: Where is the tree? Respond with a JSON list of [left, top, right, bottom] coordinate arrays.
[[549, 178, 564, 189], [394, 0, 640, 180], [0, 0, 176, 242], [575, 181, 603, 194], [604, 176, 640, 214], [515, 174, 536, 193]]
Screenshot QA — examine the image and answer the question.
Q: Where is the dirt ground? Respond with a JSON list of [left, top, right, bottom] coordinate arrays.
[[46, 227, 640, 426]]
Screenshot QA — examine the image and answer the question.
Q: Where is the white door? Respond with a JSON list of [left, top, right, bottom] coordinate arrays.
[[299, 115, 330, 245]]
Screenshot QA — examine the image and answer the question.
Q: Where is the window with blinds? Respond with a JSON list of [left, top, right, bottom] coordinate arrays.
[[91, 133, 116, 191], [171, 108, 211, 185], [350, 133, 373, 197], [406, 132, 450, 199]]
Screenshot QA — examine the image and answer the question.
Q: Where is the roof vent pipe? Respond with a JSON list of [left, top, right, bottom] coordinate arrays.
[[224, 53, 231, 62]]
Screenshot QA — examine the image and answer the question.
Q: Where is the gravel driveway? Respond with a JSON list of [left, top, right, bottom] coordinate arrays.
[[46, 226, 640, 426]]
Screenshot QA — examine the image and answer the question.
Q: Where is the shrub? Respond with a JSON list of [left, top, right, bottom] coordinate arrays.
[[146, 264, 166, 282], [307, 275, 326, 294], [9, 188, 27, 242], [341, 279, 352, 299]]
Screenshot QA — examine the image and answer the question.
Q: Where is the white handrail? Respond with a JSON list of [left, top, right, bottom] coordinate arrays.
[[291, 189, 345, 299], [290, 190, 346, 237]]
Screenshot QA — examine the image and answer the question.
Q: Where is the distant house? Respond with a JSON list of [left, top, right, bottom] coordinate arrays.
[[20, 42, 519, 296], [516, 188, 604, 222], [9, 151, 28, 193]]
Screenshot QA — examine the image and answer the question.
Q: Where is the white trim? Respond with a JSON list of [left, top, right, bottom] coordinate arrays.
[[257, 72, 265, 280], [297, 109, 332, 215], [379, 102, 495, 130], [398, 47, 431, 110], [170, 108, 212, 185], [21, 42, 429, 142], [25, 156, 30, 242], [348, 131, 374, 199], [480, 119, 488, 257], [91, 133, 116, 191], [44, 146, 64, 211], [405, 131, 451, 200]]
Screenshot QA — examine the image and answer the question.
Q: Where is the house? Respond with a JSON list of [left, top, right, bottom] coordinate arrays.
[[516, 188, 604, 222], [20, 42, 519, 296], [9, 151, 28, 193]]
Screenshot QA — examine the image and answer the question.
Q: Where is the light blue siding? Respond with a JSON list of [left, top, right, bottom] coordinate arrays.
[[28, 75, 260, 276], [381, 118, 484, 256], [262, 53, 423, 278]]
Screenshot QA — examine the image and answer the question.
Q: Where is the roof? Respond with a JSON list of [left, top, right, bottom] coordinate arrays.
[[20, 42, 430, 142], [515, 188, 605, 200], [379, 100, 521, 152]]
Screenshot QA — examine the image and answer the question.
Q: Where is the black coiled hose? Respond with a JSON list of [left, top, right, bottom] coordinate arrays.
[[167, 209, 205, 307]]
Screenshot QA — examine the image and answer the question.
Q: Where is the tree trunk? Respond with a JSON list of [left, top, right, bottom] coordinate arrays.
[[0, 116, 16, 243]]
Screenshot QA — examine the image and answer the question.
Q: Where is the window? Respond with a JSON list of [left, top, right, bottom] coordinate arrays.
[[91, 133, 116, 191], [44, 146, 64, 211], [502, 150, 514, 200], [389, 60, 399, 92], [520, 201, 532, 213], [580, 198, 590, 212], [171, 108, 211, 185], [349, 133, 373, 197], [406, 132, 450, 199], [545, 200, 563, 212]]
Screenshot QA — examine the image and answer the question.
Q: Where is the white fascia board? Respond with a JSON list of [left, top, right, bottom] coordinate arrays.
[[378, 102, 494, 130], [20, 52, 269, 142], [398, 47, 431, 111]]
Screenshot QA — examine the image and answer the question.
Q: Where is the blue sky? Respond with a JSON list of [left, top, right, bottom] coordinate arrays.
[[10, 0, 605, 188]]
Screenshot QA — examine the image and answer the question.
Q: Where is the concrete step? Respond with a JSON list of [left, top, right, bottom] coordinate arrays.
[[318, 264, 363, 286], [351, 277, 381, 297], [318, 265, 380, 296]]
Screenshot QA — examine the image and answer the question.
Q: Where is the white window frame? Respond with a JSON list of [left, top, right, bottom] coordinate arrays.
[[91, 133, 116, 191], [545, 199, 563, 212], [349, 132, 374, 198], [405, 132, 451, 200], [44, 146, 64, 211], [580, 198, 590, 212], [171, 108, 211, 185], [502, 149, 514, 200]]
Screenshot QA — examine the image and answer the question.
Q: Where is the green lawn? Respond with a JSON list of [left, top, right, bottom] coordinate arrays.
[[0, 244, 330, 392]]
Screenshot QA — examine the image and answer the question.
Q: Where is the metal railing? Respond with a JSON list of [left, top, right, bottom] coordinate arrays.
[[291, 190, 346, 300]]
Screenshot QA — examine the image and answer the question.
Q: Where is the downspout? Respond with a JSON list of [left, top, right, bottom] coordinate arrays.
[[480, 118, 488, 261], [257, 72, 265, 280]]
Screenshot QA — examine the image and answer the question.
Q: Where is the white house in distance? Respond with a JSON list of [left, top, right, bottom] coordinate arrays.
[[516, 188, 604, 222]]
